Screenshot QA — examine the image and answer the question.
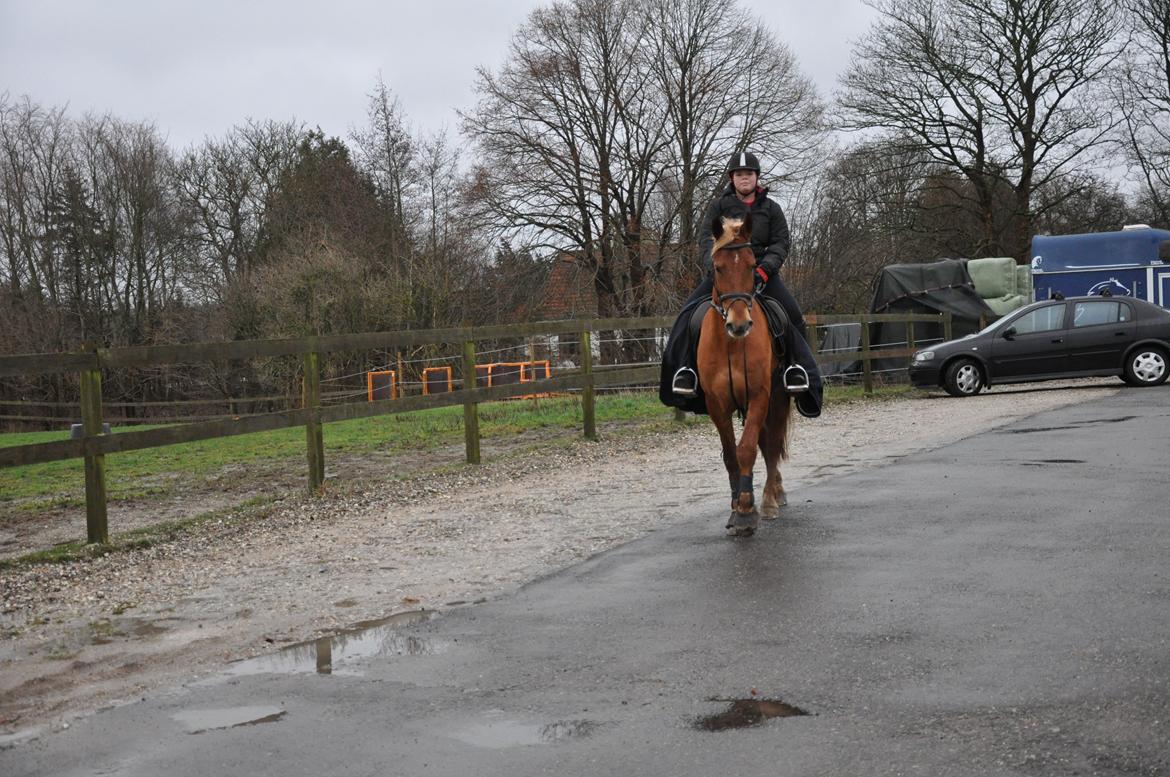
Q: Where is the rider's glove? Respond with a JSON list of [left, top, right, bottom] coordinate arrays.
[[754, 266, 769, 293]]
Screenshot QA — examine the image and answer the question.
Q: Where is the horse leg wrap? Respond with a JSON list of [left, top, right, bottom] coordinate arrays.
[[733, 473, 754, 508]]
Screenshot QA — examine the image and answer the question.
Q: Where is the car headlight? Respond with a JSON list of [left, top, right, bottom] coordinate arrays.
[[914, 351, 935, 362]]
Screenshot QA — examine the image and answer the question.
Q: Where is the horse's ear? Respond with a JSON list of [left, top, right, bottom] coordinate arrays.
[[741, 209, 753, 240], [712, 212, 725, 240]]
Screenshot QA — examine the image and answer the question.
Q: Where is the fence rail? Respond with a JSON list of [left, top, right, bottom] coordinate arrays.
[[0, 311, 950, 546]]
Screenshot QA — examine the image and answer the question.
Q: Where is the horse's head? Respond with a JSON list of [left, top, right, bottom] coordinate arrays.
[[710, 211, 757, 339]]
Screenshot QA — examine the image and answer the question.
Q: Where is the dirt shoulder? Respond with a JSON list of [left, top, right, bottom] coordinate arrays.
[[0, 383, 1119, 743]]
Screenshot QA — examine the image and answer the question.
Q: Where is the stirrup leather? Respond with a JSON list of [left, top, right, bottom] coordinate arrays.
[[782, 364, 810, 393], [672, 367, 698, 397]]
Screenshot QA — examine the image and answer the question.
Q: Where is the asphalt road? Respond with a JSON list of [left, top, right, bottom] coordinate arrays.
[[6, 387, 1170, 776]]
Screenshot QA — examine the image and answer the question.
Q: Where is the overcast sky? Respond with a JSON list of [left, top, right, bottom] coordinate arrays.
[[0, 0, 877, 151]]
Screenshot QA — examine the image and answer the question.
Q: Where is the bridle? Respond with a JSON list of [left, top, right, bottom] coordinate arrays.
[[711, 240, 756, 417], [712, 242, 755, 321]]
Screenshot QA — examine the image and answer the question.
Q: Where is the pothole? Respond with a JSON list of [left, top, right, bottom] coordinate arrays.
[[449, 714, 597, 748], [695, 698, 808, 731]]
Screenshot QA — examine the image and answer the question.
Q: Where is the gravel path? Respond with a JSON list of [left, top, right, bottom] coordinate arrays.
[[0, 382, 1119, 741]]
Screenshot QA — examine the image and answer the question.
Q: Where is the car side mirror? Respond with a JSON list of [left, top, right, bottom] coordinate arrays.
[[1002, 327, 1017, 340]]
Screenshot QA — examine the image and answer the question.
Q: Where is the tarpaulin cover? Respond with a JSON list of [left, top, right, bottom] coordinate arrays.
[[868, 259, 996, 372]]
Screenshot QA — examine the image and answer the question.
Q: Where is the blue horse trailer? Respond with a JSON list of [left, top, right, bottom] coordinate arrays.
[[1031, 226, 1170, 306]]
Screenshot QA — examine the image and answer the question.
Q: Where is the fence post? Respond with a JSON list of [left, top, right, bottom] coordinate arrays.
[[907, 317, 916, 352], [581, 327, 597, 440], [860, 315, 874, 395], [79, 354, 108, 544], [303, 348, 325, 492], [943, 312, 953, 343], [462, 340, 481, 464]]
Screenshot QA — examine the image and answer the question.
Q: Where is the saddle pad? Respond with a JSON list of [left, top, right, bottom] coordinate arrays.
[[689, 296, 789, 343]]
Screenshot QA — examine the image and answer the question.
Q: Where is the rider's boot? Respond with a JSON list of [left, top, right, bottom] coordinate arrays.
[[794, 392, 820, 419], [672, 366, 698, 397]]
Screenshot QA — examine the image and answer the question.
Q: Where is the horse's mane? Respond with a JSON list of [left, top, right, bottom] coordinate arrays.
[[712, 218, 746, 254]]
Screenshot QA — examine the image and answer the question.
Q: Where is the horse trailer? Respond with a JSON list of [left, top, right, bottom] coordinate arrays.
[[1031, 225, 1170, 307]]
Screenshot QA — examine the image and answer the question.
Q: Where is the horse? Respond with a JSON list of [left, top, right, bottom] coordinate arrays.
[[697, 212, 793, 537]]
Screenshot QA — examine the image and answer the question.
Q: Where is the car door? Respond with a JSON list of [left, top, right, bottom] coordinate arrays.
[[1064, 300, 1133, 372], [987, 302, 1069, 379]]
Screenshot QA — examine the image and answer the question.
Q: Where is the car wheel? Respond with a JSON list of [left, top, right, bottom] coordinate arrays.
[[1123, 346, 1169, 387], [943, 358, 984, 397]]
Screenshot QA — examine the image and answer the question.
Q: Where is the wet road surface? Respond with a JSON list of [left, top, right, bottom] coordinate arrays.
[[6, 388, 1170, 775]]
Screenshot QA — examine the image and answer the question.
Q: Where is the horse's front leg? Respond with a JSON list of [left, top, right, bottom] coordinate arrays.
[[732, 400, 769, 516], [708, 410, 740, 500]]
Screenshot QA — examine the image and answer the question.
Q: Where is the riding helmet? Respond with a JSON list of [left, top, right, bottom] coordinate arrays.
[[727, 151, 761, 175]]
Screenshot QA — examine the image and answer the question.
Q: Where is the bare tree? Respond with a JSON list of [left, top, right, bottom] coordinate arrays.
[[464, 0, 827, 328], [1113, 0, 1170, 224], [463, 0, 671, 329], [838, 0, 1122, 260], [174, 119, 304, 303], [648, 0, 826, 256], [795, 141, 941, 312], [349, 76, 414, 264]]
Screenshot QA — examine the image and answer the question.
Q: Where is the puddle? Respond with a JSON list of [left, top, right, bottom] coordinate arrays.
[[695, 698, 808, 731], [172, 706, 286, 734], [224, 609, 443, 676], [450, 713, 596, 748]]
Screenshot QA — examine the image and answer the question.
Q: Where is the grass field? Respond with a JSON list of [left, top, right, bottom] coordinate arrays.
[[0, 385, 909, 514], [0, 386, 912, 565], [0, 393, 693, 507]]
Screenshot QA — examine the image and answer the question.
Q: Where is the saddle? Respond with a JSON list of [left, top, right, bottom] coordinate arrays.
[[689, 294, 790, 355]]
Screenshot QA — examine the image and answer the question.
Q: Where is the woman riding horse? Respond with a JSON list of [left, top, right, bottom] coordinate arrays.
[[660, 151, 822, 420]]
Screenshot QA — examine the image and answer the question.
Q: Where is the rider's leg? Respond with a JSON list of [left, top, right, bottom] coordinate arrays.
[[663, 278, 713, 397], [761, 274, 807, 339], [760, 275, 823, 418]]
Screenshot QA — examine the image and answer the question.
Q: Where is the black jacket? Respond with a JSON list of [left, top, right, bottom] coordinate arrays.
[[698, 184, 790, 277]]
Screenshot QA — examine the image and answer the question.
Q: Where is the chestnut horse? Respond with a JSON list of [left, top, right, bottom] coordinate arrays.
[[698, 213, 792, 537]]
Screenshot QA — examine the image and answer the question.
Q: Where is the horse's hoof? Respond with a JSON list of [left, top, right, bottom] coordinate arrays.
[[760, 505, 781, 521], [776, 492, 788, 507], [725, 510, 759, 536]]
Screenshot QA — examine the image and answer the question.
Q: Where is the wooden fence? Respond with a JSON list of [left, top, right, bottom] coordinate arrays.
[[0, 311, 949, 546]]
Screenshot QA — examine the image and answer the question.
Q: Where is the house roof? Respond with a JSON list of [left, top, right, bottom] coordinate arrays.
[[536, 253, 599, 319]]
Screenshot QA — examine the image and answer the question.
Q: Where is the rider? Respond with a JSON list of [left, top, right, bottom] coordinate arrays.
[[660, 150, 822, 419]]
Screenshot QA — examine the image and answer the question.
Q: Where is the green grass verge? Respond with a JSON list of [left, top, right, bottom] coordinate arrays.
[[0, 386, 910, 545], [0, 393, 693, 504]]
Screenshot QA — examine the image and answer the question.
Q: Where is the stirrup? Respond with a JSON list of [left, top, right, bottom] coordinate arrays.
[[672, 367, 698, 397], [783, 365, 810, 393]]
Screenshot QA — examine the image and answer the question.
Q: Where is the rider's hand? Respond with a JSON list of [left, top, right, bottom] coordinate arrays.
[[754, 266, 768, 293]]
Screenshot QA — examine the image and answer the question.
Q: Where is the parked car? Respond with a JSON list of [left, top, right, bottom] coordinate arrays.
[[909, 295, 1170, 396]]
